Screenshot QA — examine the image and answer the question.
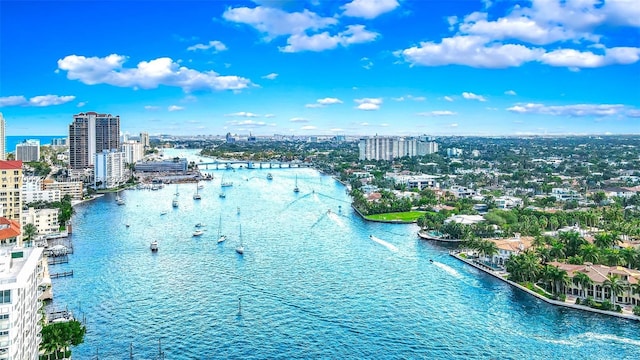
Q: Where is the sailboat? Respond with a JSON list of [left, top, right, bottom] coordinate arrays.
[[235, 224, 244, 255], [217, 215, 226, 243], [172, 185, 179, 208], [116, 192, 125, 205], [221, 174, 233, 188], [193, 183, 202, 200], [293, 175, 300, 193]]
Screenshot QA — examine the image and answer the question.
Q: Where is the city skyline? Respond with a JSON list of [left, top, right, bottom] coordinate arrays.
[[1, 0, 639, 136]]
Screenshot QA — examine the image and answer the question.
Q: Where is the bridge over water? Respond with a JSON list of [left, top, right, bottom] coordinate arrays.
[[195, 160, 314, 170]]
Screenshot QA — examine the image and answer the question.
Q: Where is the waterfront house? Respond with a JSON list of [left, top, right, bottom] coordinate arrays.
[[547, 261, 640, 306], [490, 234, 534, 267]]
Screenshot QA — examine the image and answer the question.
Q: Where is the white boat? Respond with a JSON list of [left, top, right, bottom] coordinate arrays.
[[219, 192, 226, 198], [267, 173, 273, 180], [235, 224, 244, 255], [193, 230, 204, 237], [195, 223, 206, 228], [221, 174, 233, 188], [293, 175, 299, 193], [217, 215, 226, 243], [150, 240, 158, 252], [116, 193, 125, 205], [193, 183, 202, 200], [172, 197, 179, 208]]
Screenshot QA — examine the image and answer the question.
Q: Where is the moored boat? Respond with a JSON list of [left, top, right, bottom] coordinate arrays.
[[150, 240, 158, 252]]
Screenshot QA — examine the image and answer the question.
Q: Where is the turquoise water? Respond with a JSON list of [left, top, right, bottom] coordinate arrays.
[[50, 150, 640, 359]]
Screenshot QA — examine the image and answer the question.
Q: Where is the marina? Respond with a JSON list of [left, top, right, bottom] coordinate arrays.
[[48, 149, 640, 359]]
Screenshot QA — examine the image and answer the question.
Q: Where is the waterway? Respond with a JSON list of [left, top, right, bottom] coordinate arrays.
[[50, 149, 640, 359]]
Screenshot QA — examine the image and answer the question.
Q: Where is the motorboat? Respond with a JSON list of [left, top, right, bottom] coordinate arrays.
[[150, 240, 158, 252], [267, 173, 273, 180], [193, 230, 204, 237]]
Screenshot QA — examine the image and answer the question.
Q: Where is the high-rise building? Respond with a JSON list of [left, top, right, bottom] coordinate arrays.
[[0, 113, 5, 160], [0, 243, 46, 358], [121, 141, 144, 164], [94, 150, 126, 189], [15, 139, 40, 162], [0, 161, 22, 221], [358, 136, 438, 161], [140, 132, 150, 149], [69, 112, 120, 170]]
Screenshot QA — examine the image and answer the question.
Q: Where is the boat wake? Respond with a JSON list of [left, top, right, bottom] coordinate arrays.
[[369, 235, 398, 252], [577, 332, 640, 347], [327, 212, 345, 228], [432, 261, 463, 279]]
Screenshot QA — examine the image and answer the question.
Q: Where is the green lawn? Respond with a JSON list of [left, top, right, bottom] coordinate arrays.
[[365, 211, 425, 222]]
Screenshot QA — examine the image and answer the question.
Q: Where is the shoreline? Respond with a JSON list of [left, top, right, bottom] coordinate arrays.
[[449, 250, 640, 322]]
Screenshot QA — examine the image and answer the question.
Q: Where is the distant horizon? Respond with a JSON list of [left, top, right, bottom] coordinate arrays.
[[1, 1, 638, 136]]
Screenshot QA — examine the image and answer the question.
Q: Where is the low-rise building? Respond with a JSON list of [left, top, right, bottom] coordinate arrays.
[[135, 158, 188, 172], [21, 207, 60, 237], [495, 196, 524, 209], [43, 179, 83, 201], [489, 234, 534, 266], [22, 176, 62, 204], [387, 173, 439, 190], [551, 188, 582, 202]]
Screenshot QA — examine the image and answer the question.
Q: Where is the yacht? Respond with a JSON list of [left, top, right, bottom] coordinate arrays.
[[150, 240, 158, 252], [193, 230, 204, 237], [235, 224, 244, 255]]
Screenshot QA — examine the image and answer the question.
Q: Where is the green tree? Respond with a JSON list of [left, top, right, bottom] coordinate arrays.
[[22, 223, 38, 246], [603, 274, 626, 307], [573, 272, 593, 299]]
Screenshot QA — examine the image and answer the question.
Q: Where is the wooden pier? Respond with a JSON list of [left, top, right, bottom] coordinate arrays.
[[50, 270, 74, 279], [48, 255, 68, 265]]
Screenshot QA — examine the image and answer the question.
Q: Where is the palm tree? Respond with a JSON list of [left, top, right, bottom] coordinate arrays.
[[579, 244, 600, 264], [594, 232, 615, 249], [573, 272, 593, 299], [549, 240, 566, 261], [620, 247, 639, 270], [603, 274, 626, 307], [478, 240, 499, 264], [22, 223, 38, 246]]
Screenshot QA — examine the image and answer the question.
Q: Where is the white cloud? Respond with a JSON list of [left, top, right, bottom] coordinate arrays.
[[626, 109, 640, 118], [354, 97, 382, 111], [458, 11, 583, 45], [449, 123, 459, 127], [360, 122, 369, 126], [504, 90, 517, 96], [392, 97, 405, 101], [361, 57, 373, 69], [228, 119, 268, 127], [290, 117, 310, 123], [77, 101, 87, 107], [342, 0, 399, 19], [330, 128, 344, 132], [443, 96, 454, 102], [262, 73, 278, 80], [280, 25, 379, 52], [225, 112, 259, 117], [0, 94, 76, 107], [0, 96, 27, 107], [408, 95, 426, 101], [417, 110, 457, 116], [223, 6, 337, 39], [397, 35, 544, 68], [506, 103, 627, 116], [264, 114, 275, 118], [301, 125, 317, 130], [306, 97, 343, 108], [462, 92, 487, 101], [168, 105, 184, 111], [187, 40, 227, 52], [540, 47, 640, 68], [57, 54, 252, 92], [318, 97, 343, 105]]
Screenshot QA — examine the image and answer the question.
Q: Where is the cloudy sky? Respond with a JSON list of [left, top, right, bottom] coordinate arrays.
[[1, 0, 639, 136]]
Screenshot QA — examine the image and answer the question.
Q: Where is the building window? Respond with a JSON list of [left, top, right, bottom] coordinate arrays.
[[0, 291, 10, 304]]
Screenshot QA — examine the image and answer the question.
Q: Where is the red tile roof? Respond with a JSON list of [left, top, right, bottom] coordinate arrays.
[[0, 217, 20, 240], [0, 160, 22, 170]]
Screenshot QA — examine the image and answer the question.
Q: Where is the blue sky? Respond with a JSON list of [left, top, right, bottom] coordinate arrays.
[[1, 0, 639, 136]]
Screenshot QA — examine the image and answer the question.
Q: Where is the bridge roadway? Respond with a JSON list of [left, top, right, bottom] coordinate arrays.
[[195, 160, 314, 170]]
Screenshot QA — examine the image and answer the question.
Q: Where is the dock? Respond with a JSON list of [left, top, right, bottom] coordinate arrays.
[[48, 255, 68, 265], [50, 270, 74, 279]]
